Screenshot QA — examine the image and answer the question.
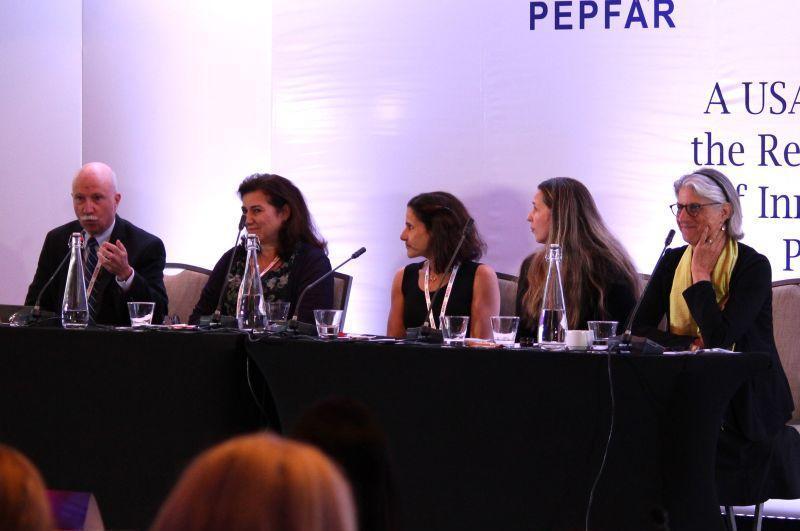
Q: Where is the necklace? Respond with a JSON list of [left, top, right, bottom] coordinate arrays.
[[427, 261, 440, 283], [258, 250, 280, 276], [258, 255, 281, 278]]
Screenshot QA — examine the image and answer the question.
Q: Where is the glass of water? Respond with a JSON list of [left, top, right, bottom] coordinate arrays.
[[587, 321, 619, 351], [266, 301, 291, 332], [441, 315, 469, 346], [127, 302, 155, 328], [490, 316, 519, 347], [313, 309, 343, 339]]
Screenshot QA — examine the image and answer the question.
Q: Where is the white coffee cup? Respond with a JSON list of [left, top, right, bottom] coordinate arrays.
[[565, 329, 594, 350]]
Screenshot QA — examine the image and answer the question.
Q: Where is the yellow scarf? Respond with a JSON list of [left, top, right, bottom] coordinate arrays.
[[669, 239, 738, 337]]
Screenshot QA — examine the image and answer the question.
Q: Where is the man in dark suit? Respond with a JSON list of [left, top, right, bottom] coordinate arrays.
[[25, 162, 168, 326]]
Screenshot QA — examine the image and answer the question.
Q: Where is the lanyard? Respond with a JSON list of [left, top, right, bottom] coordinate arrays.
[[83, 237, 102, 298], [258, 256, 281, 278], [86, 261, 101, 298], [424, 262, 460, 329]]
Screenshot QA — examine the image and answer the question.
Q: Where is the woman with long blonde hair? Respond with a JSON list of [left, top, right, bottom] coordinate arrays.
[[516, 177, 639, 338]]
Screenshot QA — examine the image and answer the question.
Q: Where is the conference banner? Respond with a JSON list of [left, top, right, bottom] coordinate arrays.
[[3, 2, 798, 334], [264, 1, 800, 332]]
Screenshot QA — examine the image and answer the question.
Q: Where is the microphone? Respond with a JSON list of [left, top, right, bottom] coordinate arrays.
[[583, 232, 675, 529], [199, 215, 246, 328], [287, 247, 366, 335], [33, 251, 72, 319], [406, 218, 474, 343], [11, 242, 73, 327], [612, 229, 676, 355]]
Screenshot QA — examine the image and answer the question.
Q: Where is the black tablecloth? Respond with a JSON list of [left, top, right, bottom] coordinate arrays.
[[0, 325, 770, 531], [0, 326, 265, 529], [247, 338, 770, 531]]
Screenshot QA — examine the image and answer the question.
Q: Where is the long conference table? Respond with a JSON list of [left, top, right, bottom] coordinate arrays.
[[0, 325, 770, 530]]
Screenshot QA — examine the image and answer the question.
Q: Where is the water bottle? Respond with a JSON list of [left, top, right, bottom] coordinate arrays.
[[538, 244, 568, 348], [236, 234, 266, 330], [62, 232, 89, 328]]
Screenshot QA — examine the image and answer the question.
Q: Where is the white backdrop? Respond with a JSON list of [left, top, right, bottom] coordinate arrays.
[[2, 1, 799, 334], [0, 0, 81, 305]]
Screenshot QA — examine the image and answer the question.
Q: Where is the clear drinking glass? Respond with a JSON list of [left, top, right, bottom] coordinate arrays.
[[490, 316, 519, 347], [314, 309, 343, 339], [266, 301, 291, 332], [127, 302, 155, 328], [441, 315, 469, 346], [587, 321, 619, 351]]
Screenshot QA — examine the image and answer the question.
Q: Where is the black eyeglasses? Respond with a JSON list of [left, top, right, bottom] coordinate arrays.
[[669, 202, 722, 217]]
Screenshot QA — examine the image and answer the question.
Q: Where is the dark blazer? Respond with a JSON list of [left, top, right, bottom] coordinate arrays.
[[25, 216, 168, 326], [189, 242, 333, 325], [632, 243, 795, 439]]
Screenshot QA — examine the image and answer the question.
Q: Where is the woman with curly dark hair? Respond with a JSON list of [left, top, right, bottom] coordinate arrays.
[[189, 173, 332, 324], [387, 191, 500, 338]]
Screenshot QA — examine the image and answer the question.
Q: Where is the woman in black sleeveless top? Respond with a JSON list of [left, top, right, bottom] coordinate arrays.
[[387, 192, 499, 338]]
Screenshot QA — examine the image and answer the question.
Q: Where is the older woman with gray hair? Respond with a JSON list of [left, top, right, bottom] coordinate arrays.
[[633, 167, 799, 503]]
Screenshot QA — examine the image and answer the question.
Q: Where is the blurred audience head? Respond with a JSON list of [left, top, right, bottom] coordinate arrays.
[[0, 444, 53, 531], [151, 432, 356, 531], [291, 396, 399, 531]]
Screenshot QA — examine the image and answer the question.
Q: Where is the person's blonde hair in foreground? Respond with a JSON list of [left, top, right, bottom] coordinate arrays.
[[0, 444, 54, 531], [150, 432, 356, 531]]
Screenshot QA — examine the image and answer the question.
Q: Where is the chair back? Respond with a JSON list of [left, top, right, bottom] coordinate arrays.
[[163, 263, 212, 324], [496, 272, 519, 317], [637, 273, 668, 331], [773, 278, 800, 422], [333, 272, 353, 327]]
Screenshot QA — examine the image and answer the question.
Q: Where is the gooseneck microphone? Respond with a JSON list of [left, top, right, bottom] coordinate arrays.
[[15, 248, 74, 326], [287, 247, 366, 334], [615, 228, 676, 354], [32, 250, 72, 320], [12, 237, 74, 326], [406, 218, 474, 343], [425, 218, 473, 322], [202, 215, 245, 328], [584, 228, 677, 530], [623, 229, 675, 337]]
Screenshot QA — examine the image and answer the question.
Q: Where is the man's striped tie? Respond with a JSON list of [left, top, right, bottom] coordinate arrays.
[[85, 237, 98, 321]]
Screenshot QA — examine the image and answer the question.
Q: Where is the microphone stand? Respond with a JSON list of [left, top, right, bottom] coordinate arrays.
[[199, 215, 245, 329], [11, 245, 72, 327], [286, 247, 366, 336], [32, 251, 71, 321], [405, 219, 474, 343], [610, 229, 675, 355]]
